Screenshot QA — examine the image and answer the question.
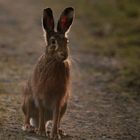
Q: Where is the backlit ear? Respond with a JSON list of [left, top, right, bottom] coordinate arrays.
[[57, 7, 74, 34], [43, 8, 54, 33]]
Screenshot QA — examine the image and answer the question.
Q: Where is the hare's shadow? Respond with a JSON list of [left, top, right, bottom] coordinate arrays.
[[24, 132, 73, 140]]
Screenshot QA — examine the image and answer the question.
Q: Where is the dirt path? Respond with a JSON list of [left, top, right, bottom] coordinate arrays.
[[0, 0, 140, 140]]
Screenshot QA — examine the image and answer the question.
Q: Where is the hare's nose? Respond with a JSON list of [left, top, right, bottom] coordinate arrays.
[[58, 52, 67, 59], [59, 52, 65, 57], [57, 51, 67, 61]]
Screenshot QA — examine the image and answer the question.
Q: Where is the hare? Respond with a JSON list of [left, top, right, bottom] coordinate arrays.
[[22, 7, 74, 139]]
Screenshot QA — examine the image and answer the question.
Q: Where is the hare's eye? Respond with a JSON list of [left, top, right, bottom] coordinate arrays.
[[50, 36, 56, 44]]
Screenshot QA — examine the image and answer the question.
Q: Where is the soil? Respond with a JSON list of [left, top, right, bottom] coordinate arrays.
[[0, 0, 140, 140]]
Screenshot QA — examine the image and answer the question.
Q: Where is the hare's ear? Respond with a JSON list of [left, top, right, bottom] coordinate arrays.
[[43, 8, 54, 33], [57, 7, 74, 34]]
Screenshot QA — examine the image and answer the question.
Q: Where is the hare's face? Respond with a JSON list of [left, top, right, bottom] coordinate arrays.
[[46, 33, 69, 61], [42, 7, 74, 61]]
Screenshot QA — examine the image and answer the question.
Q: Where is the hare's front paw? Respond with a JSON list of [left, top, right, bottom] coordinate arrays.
[[50, 132, 61, 140], [58, 128, 67, 137], [46, 130, 64, 139], [35, 128, 46, 136], [22, 124, 35, 133]]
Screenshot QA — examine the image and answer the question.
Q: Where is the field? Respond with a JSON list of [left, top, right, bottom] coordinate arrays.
[[0, 0, 140, 140]]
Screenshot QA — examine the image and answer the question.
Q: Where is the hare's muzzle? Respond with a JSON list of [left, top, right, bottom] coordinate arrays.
[[57, 51, 68, 61]]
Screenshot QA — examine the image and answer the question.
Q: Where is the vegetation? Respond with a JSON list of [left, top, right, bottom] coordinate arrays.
[[50, 0, 140, 99]]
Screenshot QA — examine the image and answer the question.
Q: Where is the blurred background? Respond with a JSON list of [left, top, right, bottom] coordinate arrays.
[[0, 0, 140, 140]]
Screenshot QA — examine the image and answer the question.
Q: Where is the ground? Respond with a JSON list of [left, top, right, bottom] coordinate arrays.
[[0, 0, 140, 140]]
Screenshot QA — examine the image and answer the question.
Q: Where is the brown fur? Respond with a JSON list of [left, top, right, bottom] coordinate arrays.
[[22, 54, 70, 133], [22, 7, 74, 139]]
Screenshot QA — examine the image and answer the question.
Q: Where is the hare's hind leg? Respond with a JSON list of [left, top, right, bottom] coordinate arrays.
[[22, 99, 35, 132], [22, 103, 30, 131], [30, 117, 39, 128]]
